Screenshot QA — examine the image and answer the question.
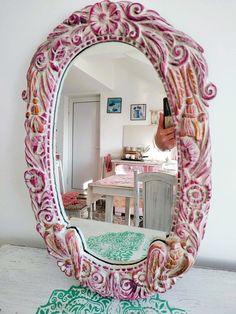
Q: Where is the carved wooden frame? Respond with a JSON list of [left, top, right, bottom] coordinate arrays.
[[23, 0, 216, 299]]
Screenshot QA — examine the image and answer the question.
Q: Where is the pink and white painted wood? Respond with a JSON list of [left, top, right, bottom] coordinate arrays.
[[23, 0, 216, 299]]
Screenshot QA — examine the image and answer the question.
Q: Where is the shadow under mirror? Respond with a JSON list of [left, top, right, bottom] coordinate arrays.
[[55, 42, 178, 263]]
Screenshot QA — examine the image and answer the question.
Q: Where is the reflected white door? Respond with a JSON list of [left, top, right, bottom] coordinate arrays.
[[70, 99, 100, 190]]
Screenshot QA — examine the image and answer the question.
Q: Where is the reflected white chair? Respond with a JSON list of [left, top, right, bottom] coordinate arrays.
[[133, 171, 177, 234]]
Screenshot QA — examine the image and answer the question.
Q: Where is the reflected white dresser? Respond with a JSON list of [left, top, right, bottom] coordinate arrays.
[[111, 159, 164, 175]]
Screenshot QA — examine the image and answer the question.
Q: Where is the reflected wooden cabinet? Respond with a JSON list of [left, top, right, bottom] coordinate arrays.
[[111, 159, 163, 175]]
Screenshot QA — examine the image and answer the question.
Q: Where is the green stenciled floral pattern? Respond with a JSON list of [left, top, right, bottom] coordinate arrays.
[[36, 286, 187, 314], [86, 231, 146, 261], [36, 232, 188, 313]]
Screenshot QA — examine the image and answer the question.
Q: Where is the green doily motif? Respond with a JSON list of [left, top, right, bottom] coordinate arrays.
[[36, 232, 187, 313], [86, 231, 148, 261], [36, 285, 187, 314]]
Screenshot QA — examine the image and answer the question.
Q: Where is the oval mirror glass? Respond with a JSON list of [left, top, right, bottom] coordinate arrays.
[[56, 42, 178, 263]]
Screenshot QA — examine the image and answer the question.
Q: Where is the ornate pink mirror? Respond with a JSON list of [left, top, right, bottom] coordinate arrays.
[[23, 0, 216, 299]]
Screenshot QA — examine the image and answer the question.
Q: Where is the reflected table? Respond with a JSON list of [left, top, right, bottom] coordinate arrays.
[[87, 174, 136, 225], [87, 171, 177, 226]]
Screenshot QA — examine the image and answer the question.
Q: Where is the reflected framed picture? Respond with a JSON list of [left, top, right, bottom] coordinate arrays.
[[130, 104, 146, 120], [107, 97, 122, 113]]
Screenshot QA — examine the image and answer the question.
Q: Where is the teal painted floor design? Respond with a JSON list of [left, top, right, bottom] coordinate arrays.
[[36, 285, 187, 314], [37, 231, 187, 313]]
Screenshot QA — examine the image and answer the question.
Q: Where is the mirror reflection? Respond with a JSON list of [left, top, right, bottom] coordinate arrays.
[[56, 42, 178, 262]]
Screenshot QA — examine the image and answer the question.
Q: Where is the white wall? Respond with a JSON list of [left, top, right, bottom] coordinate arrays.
[[1, 0, 236, 270], [99, 58, 164, 157], [59, 45, 165, 159]]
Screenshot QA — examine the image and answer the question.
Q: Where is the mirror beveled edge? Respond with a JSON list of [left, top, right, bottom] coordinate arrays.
[[23, 0, 217, 299]]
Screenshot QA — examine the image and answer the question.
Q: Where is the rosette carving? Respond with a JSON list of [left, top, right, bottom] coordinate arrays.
[[24, 169, 45, 193], [90, 1, 121, 35]]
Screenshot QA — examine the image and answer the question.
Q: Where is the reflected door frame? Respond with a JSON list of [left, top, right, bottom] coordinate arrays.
[[68, 95, 100, 192]]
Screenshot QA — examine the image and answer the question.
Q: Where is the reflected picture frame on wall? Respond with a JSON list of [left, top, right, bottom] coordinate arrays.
[[107, 97, 122, 113], [130, 104, 146, 121]]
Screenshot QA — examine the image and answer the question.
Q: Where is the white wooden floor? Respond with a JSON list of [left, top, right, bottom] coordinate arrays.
[[0, 245, 235, 314]]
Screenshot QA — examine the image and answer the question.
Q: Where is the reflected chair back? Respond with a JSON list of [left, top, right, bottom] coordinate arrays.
[[133, 171, 177, 234]]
